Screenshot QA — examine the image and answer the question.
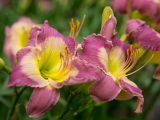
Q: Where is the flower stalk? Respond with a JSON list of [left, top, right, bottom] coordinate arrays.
[[6, 87, 26, 120]]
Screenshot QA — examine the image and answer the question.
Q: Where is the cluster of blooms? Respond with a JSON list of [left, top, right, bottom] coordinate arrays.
[[3, 4, 160, 118], [112, 0, 160, 80], [112, 0, 160, 23]]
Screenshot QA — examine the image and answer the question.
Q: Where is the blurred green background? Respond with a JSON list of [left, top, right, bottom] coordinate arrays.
[[0, 0, 160, 120]]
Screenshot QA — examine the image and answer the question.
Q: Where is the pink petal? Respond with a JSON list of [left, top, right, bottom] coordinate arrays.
[[132, 0, 158, 19], [8, 47, 48, 87], [127, 19, 160, 51], [126, 19, 145, 34], [119, 79, 144, 113], [112, 0, 158, 20], [112, 36, 130, 52], [28, 21, 76, 54], [64, 59, 103, 85], [112, 0, 128, 14], [100, 16, 116, 40], [64, 36, 76, 54], [89, 75, 121, 102], [26, 86, 60, 118], [80, 34, 112, 69]]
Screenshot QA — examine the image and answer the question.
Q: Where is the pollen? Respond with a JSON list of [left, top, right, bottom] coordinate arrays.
[[69, 18, 81, 38]]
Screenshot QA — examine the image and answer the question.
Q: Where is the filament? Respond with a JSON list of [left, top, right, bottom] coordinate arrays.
[[115, 46, 140, 77], [69, 15, 86, 38], [69, 18, 81, 38], [126, 54, 154, 76]]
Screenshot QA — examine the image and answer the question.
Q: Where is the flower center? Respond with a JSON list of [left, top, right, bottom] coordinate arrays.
[[37, 38, 72, 82], [111, 46, 140, 77], [106, 46, 140, 78], [107, 45, 153, 79]]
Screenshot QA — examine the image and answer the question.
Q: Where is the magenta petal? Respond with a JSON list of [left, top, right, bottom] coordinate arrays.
[[100, 16, 116, 40], [112, 0, 128, 14], [64, 59, 103, 85], [64, 36, 76, 54], [26, 86, 60, 118], [119, 79, 144, 113], [89, 75, 121, 102], [132, 0, 158, 19], [126, 20, 145, 35], [8, 64, 48, 87], [28, 21, 76, 54], [80, 34, 112, 69], [8, 47, 48, 87], [34, 21, 63, 44], [28, 27, 41, 46], [112, 0, 159, 20], [8, 65, 48, 87], [127, 19, 160, 51], [112, 36, 130, 52], [154, 65, 160, 80]]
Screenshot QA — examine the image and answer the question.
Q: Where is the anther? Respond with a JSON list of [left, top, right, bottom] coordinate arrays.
[[69, 18, 81, 38]]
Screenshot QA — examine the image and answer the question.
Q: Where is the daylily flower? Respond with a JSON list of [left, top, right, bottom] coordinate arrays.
[[127, 19, 160, 51], [112, 0, 129, 14], [79, 7, 144, 113], [8, 21, 100, 118], [3, 17, 36, 65], [112, 0, 160, 22], [126, 19, 160, 80]]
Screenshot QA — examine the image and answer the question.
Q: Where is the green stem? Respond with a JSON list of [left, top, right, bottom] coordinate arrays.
[[58, 92, 74, 120], [6, 87, 26, 120], [3, 65, 11, 74], [73, 100, 94, 116]]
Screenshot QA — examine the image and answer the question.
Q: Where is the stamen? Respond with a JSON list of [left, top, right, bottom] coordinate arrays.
[[69, 15, 86, 38], [126, 54, 154, 76], [97, 45, 151, 79], [115, 46, 140, 77], [75, 15, 86, 38], [69, 18, 80, 38], [47, 47, 72, 81], [58, 47, 72, 75], [116, 45, 153, 77], [97, 66, 110, 76]]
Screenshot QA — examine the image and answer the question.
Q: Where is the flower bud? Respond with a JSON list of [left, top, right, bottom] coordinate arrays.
[[0, 58, 5, 69]]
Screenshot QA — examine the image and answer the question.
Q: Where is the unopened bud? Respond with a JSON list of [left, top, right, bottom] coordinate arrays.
[[101, 6, 114, 27], [0, 58, 5, 69]]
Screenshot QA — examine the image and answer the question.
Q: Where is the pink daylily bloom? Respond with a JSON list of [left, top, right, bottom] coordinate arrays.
[[3, 17, 37, 66], [127, 19, 160, 80], [80, 34, 144, 113], [127, 19, 160, 51], [79, 7, 144, 113], [8, 21, 100, 118], [112, 0, 128, 14], [112, 0, 160, 22]]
